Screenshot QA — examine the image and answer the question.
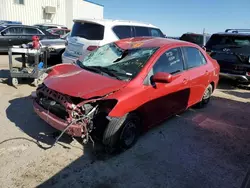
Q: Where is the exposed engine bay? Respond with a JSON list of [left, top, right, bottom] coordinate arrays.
[[34, 83, 117, 147]]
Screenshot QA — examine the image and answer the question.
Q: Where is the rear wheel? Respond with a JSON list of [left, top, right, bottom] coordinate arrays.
[[196, 84, 213, 108], [102, 113, 141, 153]]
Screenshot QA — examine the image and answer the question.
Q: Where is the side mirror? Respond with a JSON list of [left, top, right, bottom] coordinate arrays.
[[202, 46, 206, 51], [151, 72, 172, 83], [1, 31, 6, 36]]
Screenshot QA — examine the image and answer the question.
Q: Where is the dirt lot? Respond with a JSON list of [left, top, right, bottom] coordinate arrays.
[[0, 54, 250, 188]]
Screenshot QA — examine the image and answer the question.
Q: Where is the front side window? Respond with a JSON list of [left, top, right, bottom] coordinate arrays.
[[4, 27, 24, 35], [71, 22, 104, 40], [24, 28, 42, 35], [183, 47, 206, 69], [78, 42, 158, 81], [113, 26, 132, 39], [149, 28, 164, 37], [153, 48, 184, 74]]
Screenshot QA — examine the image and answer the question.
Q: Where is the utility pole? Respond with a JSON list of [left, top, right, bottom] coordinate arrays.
[[203, 28, 206, 46]]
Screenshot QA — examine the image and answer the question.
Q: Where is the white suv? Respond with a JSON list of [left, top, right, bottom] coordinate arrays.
[[62, 19, 164, 64]]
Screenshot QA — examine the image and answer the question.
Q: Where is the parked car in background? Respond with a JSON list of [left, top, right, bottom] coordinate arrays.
[[180, 33, 210, 47], [166, 36, 180, 40], [27, 32, 70, 61], [62, 18, 165, 64], [206, 29, 250, 84], [0, 20, 22, 25], [33, 37, 219, 152], [47, 28, 71, 37], [0, 24, 60, 52], [34, 23, 68, 30]]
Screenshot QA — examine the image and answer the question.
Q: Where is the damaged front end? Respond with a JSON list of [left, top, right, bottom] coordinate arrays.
[[32, 83, 117, 145]]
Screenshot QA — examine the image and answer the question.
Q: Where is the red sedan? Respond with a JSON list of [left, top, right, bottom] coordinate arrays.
[[33, 37, 220, 151]]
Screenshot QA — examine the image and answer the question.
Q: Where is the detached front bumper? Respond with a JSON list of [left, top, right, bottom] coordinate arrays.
[[219, 72, 250, 83], [33, 100, 83, 137]]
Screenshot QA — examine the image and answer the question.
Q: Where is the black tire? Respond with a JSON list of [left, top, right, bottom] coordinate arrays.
[[196, 84, 213, 108], [102, 113, 141, 152]]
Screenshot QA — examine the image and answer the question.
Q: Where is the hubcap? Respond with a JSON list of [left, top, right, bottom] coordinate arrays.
[[121, 121, 136, 146], [203, 88, 211, 100]]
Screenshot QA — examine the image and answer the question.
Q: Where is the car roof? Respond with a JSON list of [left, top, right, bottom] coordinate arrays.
[[1, 24, 38, 28], [212, 32, 250, 37], [115, 37, 194, 49], [73, 18, 158, 28], [35, 23, 66, 26]]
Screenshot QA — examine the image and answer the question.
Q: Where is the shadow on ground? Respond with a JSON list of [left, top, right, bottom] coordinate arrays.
[[36, 96, 250, 188], [5, 96, 74, 149]]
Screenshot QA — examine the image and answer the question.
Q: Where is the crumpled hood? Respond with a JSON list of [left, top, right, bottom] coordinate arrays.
[[43, 64, 127, 99]]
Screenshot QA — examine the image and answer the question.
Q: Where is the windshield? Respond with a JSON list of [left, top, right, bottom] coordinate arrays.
[[206, 34, 250, 50], [77, 43, 159, 81]]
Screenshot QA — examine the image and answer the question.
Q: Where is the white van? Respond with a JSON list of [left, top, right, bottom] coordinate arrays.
[[62, 19, 164, 64]]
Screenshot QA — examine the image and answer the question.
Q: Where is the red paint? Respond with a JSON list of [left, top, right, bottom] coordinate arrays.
[[34, 37, 220, 136], [44, 64, 127, 99], [33, 100, 82, 136]]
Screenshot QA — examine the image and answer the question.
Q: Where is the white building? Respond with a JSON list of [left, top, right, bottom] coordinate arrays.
[[0, 0, 104, 29]]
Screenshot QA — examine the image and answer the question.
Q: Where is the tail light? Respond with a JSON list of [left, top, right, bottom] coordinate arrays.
[[246, 72, 250, 76], [87, 46, 98, 51]]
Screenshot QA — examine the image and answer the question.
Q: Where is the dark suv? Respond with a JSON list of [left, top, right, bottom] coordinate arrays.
[[0, 24, 60, 52], [206, 29, 250, 84], [180, 33, 210, 47]]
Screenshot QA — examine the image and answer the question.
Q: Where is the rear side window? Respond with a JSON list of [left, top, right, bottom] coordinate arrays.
[[71, 22, 104, 40], [112, 26, 132, 39], [183, 47, 207, 69]]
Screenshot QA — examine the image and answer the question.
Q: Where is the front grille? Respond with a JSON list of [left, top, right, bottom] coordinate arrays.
[[36, 97, 69, 120], [36, 84, 70, 120]]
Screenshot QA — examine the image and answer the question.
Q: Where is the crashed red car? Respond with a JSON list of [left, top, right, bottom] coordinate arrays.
[[33, 37, 220, 151]]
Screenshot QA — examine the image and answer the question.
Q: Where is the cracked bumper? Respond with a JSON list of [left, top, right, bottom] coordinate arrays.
[[33, 100, 83, 137]]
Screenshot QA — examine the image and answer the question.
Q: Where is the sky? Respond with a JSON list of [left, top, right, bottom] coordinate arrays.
[[91, 0, 250, 36]]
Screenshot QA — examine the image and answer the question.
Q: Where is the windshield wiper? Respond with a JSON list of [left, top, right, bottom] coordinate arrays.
[[88, 66, 122, 80], [77, 62, 104, 74]]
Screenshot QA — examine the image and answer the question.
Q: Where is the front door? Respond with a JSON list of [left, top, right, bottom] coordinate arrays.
[[1, 26, 24, 49], [142, 47, 191, 127]]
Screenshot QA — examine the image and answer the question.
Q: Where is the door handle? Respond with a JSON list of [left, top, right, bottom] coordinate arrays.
[[183, 78, 188, 84]]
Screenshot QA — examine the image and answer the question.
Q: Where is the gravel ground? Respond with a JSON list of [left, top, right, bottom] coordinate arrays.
[[0, 54, 250, 188]]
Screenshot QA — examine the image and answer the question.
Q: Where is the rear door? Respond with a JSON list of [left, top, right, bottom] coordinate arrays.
[[66, 21, 104, 59], [182, 46, 211, 105]]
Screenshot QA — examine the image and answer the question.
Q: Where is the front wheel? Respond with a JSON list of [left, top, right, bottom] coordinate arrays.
[[196, 84, 213, 108], [102, 113, 141, 153]]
